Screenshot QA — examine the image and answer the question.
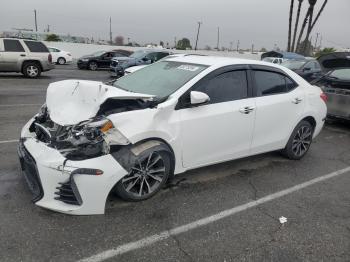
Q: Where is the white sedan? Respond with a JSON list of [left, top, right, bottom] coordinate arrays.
[[18, 56, 327, 215], [48, 47, 73, 65]]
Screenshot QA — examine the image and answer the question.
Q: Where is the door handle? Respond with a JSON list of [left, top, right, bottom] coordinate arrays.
[[292, 97, 303, 104], [239, 106, 255, 114], [20, 54, 26, 57]]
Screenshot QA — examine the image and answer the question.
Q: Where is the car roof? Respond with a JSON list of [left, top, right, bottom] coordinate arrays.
[[164, 55, 284, 68]]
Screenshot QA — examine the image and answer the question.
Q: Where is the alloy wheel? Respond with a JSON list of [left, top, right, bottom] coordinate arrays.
[[27, 66, 39, 77], [58, 58, 65, 65], [121, 152, 166, 197], [89, 62, 98, 70], [292, 125, 312, 157]]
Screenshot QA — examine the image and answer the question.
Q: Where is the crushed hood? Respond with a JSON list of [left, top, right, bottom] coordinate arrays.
[[46, 80, 153, 126]]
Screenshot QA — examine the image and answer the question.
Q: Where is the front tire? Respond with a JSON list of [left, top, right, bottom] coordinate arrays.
[[282, 120, 313, 160], [57, 57, 66, 65], [115, 150, 171, 201], [22, 62, 41, 78], [88, 61, 98, 71]]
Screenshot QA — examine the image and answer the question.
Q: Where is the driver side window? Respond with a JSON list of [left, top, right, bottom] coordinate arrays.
[[195, 70, 248, 104]]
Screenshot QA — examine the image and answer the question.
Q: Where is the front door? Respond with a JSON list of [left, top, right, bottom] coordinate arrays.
[[178, 69, 256, 169]]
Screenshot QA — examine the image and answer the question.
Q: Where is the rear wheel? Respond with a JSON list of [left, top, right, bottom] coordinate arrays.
[[115, 149, 171, 201], [88, 61, 98, 71], [282, 120, 313, 160], [57, 57, 66, 65], [22, 62, 41, 78]]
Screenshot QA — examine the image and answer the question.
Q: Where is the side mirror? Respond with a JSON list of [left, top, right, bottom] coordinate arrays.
[[142, 57, 149, 61], [190, 91, 210, 106], [303, 67, 311, 71]]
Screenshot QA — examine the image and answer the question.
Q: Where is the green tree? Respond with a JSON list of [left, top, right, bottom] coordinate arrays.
[[45, 34, 61, 42], [315, 47, 336, 58], [260, 47, 267, 52], [176, 38, 192, 50]]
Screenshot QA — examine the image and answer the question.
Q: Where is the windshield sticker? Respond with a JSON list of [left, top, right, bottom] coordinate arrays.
[[177, 65, 200, 72]]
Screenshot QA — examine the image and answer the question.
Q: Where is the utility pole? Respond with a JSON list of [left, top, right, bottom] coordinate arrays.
[[174, 37, 177, 49], [319, 35, 322, 49], [109, 17, 112, 45], [314, 32, 319, 51], [230, 42, 233, 51], [251, 43, 254, 53], [34, 9, 38, 32], [236, 40, 240, 52], [194, 21, 202, 51], [47, 25, 50, 33], [216, 27, 220, 50]]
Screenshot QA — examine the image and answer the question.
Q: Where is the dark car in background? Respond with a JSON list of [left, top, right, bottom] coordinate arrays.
[[110, 49, 171, 77], [77, 49, 132, 70], [281, 59, 323, 82], [313, 52, 350, 121]]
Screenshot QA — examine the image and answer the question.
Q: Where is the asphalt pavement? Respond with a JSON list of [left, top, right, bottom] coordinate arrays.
[[0, 65, 349, 262]]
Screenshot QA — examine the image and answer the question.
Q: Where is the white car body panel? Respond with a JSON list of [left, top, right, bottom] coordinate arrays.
[[124, 65, 147, 75], [46, 79, 153, 126], [19, 56, 327, 215]]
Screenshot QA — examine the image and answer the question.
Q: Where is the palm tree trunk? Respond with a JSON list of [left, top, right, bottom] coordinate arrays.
[[287, 0, 295, 51], [291, 0, 304, 52], [310, 0, 328, 32], [296, 9, 311, 53], [302, 0, 317, 54]]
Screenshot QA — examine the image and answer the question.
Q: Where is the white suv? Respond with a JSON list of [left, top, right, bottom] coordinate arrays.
[[0, 38, 54, 78]]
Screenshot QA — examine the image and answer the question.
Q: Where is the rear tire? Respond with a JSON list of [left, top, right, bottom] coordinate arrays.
[[22, 62, 41, 78], [115, 147, 171, 201], [282, 120, 314, 160], [57, 57, 66, 65]]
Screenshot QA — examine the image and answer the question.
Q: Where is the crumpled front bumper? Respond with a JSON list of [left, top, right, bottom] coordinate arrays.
[[18, 119, 128, 215]]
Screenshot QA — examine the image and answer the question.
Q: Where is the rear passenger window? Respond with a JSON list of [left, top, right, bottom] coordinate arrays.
[[4, 39, 25, 52], [196, 70, 248, 104], [24, 41, 49, 52], [254, 71, 296, 96]]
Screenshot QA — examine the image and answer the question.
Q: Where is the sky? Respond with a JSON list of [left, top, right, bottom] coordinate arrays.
[[0, 0, 349, 50]]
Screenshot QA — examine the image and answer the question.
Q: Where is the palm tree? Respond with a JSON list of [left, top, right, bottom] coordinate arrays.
[[287, 0, 295, 51], [310, 0, 328, 32], [296, 8, 311, 52], [303, 0, 318, 54], [291, 0, 304, 52]]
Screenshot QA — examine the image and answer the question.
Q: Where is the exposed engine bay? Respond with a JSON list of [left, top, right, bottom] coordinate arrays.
[[29, 98, 154, 160]]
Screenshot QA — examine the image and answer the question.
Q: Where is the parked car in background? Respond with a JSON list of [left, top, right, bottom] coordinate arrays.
[[19, 56, 326, 215], [262, 57, 283, 64], [77, 50, 132, 70], [313, 52, 350, 121], [124, 54, 187, 75], [110, 49, 171, 77], [48, 47, 73, 65], [281, 59, 323, 82], [0, 37, 54, 78]]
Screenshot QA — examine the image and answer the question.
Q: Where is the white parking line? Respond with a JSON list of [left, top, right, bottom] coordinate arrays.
[[78, 166, 350, 262], [0, 104, 41, 107], [0, 139, 18, 144]]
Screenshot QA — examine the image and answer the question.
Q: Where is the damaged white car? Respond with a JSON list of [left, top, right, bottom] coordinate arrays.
[[18, 55, 327, 215]]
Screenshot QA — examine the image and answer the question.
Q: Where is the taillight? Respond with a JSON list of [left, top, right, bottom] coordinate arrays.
[[320, 92, 327, 103], [48, 53, 52, 63]]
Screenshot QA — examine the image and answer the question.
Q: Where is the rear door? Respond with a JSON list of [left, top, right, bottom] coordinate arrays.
[[178, 66, 256, 168], [0, 39, 27, 71], [250, 66, 305, 154]]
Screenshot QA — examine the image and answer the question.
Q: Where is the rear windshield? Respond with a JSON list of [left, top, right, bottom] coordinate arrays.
[[24, 41, 49, 53], [330, 69, 350, 81]]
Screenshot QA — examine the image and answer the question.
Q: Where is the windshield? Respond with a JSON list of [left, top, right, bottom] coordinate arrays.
[[130, 50, 147, 59], [91, 50, 105, 56], [329, 69, 350, 80], [114, 61, 208, 98], [281, 60, 306, 70]]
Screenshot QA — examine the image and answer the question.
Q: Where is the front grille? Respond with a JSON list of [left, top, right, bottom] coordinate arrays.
[[55, 179, 82, 206], [18, 141, 44, 202]]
